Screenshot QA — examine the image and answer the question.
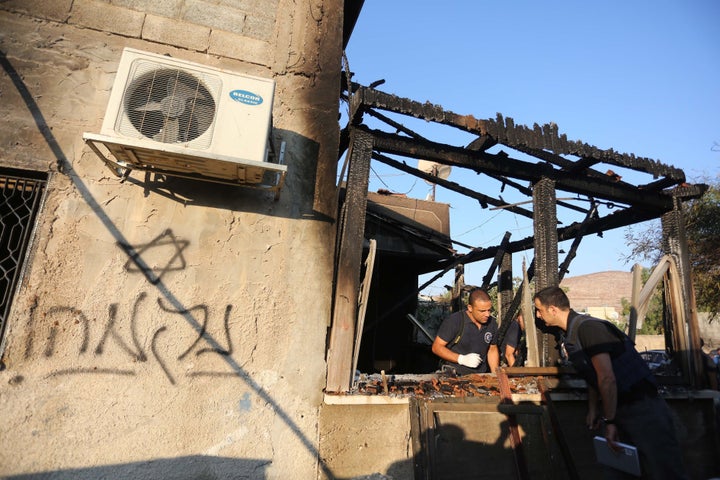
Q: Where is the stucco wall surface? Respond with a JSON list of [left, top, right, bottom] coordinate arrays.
[[0, 1, 342, 478]]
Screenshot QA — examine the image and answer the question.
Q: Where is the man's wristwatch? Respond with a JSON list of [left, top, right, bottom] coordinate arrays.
[[601, 416, 616, 425]]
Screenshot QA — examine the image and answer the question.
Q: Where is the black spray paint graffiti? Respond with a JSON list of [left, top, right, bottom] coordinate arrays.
[[25, 292, 238, 385], [119, 229, 189, 285]]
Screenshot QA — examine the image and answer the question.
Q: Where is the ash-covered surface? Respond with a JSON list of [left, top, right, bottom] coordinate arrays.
[[353, 372, 541, 398]]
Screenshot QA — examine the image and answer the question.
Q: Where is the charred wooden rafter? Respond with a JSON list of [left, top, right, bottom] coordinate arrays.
[[362, 126, 677, 211], [371, 152, 536, 218], [348, 84, 688, 182]]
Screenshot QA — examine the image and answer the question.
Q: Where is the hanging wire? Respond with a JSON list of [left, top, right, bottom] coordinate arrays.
[[370, 166, 419, 195], [455, 209, 505, 237]]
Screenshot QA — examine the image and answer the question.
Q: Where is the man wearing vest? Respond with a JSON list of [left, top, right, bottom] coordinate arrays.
[[432, 288, 500, 376], [533, 286, 688, 479]]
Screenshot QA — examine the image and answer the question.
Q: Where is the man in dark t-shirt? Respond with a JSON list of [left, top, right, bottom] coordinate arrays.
[[431, 288, 499, 375], [534, 286, 688, 480], [500, 314, 525, 367]]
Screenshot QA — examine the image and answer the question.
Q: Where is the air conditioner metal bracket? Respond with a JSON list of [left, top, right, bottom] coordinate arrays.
[[83, 133, 287, 200]]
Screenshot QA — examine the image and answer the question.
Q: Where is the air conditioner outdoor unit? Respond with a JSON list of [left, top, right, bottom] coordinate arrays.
[[83, 48, 286, 194]]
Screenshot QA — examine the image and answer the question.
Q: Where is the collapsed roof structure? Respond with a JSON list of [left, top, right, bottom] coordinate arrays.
[[327, 79, 708, 393]]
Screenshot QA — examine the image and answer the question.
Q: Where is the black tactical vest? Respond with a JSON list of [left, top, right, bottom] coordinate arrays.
[[563, 314, 654, 394]]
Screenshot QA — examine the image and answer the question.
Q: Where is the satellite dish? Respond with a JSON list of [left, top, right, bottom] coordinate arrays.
[[418, 160, 451, 201], [417, 160, 451, 185]]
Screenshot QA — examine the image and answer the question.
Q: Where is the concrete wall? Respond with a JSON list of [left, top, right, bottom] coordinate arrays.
[[0, 1, 343, 478]]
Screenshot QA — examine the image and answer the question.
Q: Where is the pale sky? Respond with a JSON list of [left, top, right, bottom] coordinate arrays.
[[344, 1, 720, 294]]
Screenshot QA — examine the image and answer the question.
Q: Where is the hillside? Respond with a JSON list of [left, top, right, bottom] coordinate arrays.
[[560, 270, 633, 313]]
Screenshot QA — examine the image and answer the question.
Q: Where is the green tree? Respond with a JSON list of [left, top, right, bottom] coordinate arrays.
[[624, 178, 720, 317]]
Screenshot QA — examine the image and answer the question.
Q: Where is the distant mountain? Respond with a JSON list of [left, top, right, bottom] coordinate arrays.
[[560, 271, 633, 314]]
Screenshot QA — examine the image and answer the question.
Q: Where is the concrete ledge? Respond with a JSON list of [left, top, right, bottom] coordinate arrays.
[[324, 394, 410, 405], [69, 0, 145, 38]]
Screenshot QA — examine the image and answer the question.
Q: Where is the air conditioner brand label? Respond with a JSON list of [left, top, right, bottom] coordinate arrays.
[[229, 89, 263, 106]]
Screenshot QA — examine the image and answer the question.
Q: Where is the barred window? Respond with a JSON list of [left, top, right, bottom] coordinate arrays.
[[0, 168, 47, 356]]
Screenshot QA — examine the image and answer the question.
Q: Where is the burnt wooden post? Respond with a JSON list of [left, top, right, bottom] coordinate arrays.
[[661, 197, 703, 387], [499, 251, 513, 323], [533, 177, 560, 366], [451, 264, 465, 313], [326, 128, 372, 393]]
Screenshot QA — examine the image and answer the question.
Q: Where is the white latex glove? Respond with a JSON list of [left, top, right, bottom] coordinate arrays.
[[457, 353, 482, 368]]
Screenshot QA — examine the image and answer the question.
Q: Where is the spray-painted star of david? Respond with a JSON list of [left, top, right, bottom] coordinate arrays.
[[120, 229, 189, 285]]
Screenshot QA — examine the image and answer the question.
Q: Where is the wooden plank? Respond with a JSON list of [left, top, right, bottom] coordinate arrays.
[[522, 261, 540, 367], [351, 239, 376, 387], [628, 262, 643, 340], [326, 129, 372, 393]]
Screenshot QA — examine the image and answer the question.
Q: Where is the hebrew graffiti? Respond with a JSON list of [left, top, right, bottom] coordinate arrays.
[[25, 292, 240, 385]]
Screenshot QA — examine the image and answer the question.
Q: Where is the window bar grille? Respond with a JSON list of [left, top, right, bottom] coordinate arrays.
[[0, 170, 47, 355]]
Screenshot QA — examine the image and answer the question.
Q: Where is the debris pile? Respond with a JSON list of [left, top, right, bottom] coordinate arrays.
[[354, 373, 541, 398]]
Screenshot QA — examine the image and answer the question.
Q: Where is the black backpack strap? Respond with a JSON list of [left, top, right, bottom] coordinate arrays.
[[446, 312, 466, 349]]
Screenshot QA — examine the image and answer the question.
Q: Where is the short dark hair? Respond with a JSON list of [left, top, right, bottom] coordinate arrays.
[[468, 288, 491, 305], [533, 286, 570, 310]]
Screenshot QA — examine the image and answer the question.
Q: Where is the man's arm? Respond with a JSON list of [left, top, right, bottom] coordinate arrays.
[[432, 336, 460, 363], [586, 386, 600, 429], [590, 352, 619, 447], [487, 343, 500, 373], [432, 336, 481, 368], [504, 344, 516, 367]]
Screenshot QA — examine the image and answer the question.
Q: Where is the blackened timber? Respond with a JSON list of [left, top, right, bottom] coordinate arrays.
[[533, 178, 560, 367], [558, 204, 598, 280], [641, 176, 683, 191], [467, 142, 589, 215], [352, 85, 686, 181], [512, 143, 645, 193], [327, 129, 373, 393], [564, 156, 600, 174], [666, 183, 707, 200], [365, 109, 427, 141], [366, 127, 675, 212], [466, 135, 497, 152], [483, 171, 589, 215], [371, 152, 535, 219], [499, 252, 513, 319], [462, 206, 660, 264], [481, 232, 512, 289]]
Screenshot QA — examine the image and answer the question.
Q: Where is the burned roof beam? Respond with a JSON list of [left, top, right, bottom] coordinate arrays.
[[365, 108, 427, 140], [564, 156, 600, 174], [512, 144, 645, 192], [558, 204, 599, 280], [481, 232, 512, 289], [482, 171, 590, 215], [466, 142, 591, 215], [351, 85, 686, 182], [365, 127, 675, 212], [371, 152, 536, 219], [466, 135, 498, 152], [460, 206, 661, 264], [671, 183, 708, 200], [640, 176, 687, 192]]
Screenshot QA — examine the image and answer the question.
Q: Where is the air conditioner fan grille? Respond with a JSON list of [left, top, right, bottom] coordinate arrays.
[[118, 61, 221, 149]]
